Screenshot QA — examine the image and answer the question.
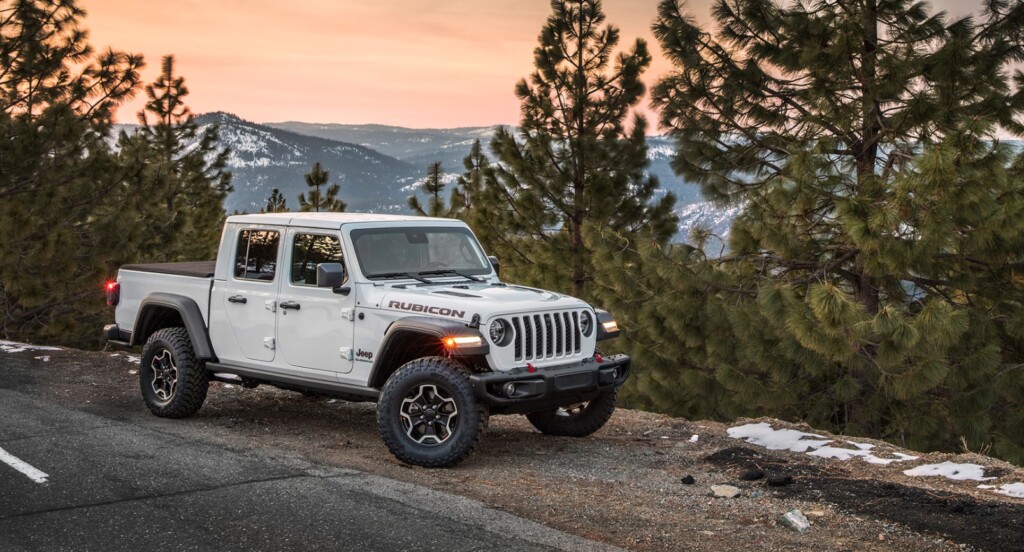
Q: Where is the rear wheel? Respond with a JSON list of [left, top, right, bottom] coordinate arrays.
[[377, 357, 485, 468], [526, 388, 617, 437], [140, 328, 209, 418]]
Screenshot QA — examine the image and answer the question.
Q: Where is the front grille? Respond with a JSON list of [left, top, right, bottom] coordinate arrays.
[[511, 311, 583, 362]]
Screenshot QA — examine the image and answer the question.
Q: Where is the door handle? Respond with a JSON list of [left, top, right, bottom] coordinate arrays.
[[280, 301, 301, 311], [228, 295, 247, 304]]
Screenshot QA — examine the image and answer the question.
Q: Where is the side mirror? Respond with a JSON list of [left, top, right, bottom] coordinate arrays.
[[316, 263, 345, 288], [487, 255, 500, 277]]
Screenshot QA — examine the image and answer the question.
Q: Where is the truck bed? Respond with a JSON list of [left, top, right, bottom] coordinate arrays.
[[121, 261, 216, 278], [114, 263, 216, 334]]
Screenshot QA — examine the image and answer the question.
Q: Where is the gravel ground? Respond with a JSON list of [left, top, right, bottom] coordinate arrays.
[[2, 345, 1022, 551]]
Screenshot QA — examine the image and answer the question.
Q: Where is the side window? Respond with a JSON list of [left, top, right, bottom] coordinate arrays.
[[233, 229, 281, 281], [291, 233, 343, 286]]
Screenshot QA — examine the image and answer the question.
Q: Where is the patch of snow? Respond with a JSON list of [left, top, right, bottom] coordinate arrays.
[[903, 462, 994, 481], [729, 422, 918, 465], [33, 356, 50, 362], [689, 434, 699, 443], [989, 483, 1024, 498], [809, 445, 918, 465], [728, 422, 831, 452], [125, 355, 140, 365], [0, 340, 61, 353]]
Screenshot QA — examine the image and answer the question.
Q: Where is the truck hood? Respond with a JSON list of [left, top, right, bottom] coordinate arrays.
[[372, 281, 590, 322]]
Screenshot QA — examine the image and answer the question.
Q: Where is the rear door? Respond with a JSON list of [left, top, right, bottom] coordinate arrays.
[[222, 228, 283, 362], [276, 228, 356, 375]]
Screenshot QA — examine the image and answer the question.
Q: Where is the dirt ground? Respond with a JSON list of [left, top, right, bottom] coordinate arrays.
[[3, 345, 1023, 551]]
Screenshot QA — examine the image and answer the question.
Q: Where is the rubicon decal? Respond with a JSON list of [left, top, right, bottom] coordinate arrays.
[[388, 301, 466, 319]]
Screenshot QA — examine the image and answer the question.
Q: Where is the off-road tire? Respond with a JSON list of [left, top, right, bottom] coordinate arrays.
[[377, 356, 485, 468], [140, 327, 209, 418], [526, 388, 617, 437]]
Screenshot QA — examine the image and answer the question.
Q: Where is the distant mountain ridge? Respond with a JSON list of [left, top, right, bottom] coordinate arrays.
[[268, 121, 722, 237], [266, 122, 496, 171], [194, 113, 419, 213], [116, 112, 738, 243]]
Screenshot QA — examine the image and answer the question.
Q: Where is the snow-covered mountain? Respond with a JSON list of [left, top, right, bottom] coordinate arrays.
[[118, 113, 742, 245], [198, 113, 422, 213], [270, 123, 736, 243], [267, 122, 496, 172], [114, 113, 422, 213]]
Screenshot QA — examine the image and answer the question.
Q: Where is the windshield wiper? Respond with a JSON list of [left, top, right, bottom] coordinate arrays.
[[417, 269, 483, 282], [367, 271, 433, 284]]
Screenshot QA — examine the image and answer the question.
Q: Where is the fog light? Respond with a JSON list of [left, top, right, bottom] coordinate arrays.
[[502, 382, 516, 397]]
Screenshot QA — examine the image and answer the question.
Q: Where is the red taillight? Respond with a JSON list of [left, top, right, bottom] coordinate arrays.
[[105, 281, 120, 306]]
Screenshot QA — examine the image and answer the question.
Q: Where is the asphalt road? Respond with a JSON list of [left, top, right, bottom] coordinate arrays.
[[0, 366, 611, 552]]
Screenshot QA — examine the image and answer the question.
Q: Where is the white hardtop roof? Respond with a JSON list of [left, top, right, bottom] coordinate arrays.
[[226, 212, 460, 230]]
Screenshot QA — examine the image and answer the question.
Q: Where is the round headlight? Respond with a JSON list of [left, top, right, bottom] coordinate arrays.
[[580, 311, 593, 337], [489, 319, 507, 344]]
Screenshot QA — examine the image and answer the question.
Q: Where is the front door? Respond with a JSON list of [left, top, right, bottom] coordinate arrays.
[[276, 229, 355, 375], [222, 228, 283, 362]]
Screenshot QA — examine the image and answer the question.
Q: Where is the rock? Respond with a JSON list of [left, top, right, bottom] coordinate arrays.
[[680, 475, 695, 485], [779, 509, 811, 533], [805, 510, 826, 518], [711, 484, 741, 498], [767, 475, 794, 487], [739, 469, 765, 481], [751, 490, 765, 498]]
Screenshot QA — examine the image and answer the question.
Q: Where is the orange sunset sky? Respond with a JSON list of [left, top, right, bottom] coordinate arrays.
[[82, 0, 981, 129]]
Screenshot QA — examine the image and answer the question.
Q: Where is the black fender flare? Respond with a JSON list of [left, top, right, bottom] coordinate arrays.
[[367, 316, 488, 389], [131, 293, 216, 360]]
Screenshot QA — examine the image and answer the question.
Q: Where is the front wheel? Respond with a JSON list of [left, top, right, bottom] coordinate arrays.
[[526, 388, 618, 437], [377, 357, 485, 468], [139, 327, 209, 418]]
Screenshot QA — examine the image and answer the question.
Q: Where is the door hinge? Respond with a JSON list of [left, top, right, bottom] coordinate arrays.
[[265, 300, 277, 313], [339, 347, 353, 360], [264, 337, 276, 350], [341, 308, 355, 321]]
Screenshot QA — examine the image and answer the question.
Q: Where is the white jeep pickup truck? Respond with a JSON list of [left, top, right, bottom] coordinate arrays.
[[104, 213, 629, 467]]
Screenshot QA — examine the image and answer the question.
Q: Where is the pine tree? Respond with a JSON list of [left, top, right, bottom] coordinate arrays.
[[0, 0, 143, 346], [484, 0, 677, 299], [612, 0, 1024, 462], [450, 140, 487, 217], [298, 162, 346, 212], [451, 139, 499, 246], [118, 55, 232, 262], [408, 161, 450, 217], [263, 188, 288, 213]]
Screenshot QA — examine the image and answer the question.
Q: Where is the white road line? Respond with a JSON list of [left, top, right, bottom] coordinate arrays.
[[0, 445, 49, 484]]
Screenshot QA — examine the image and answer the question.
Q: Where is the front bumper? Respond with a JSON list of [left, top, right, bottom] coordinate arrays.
[[469, 354, 630, 414]]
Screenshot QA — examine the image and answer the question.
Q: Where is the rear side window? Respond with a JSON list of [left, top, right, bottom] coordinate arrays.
[[291, 233, 343, 286], [234, 229, 280, 281]]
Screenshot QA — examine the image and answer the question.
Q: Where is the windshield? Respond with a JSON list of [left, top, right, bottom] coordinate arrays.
[[351, 226, 492, 280]]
